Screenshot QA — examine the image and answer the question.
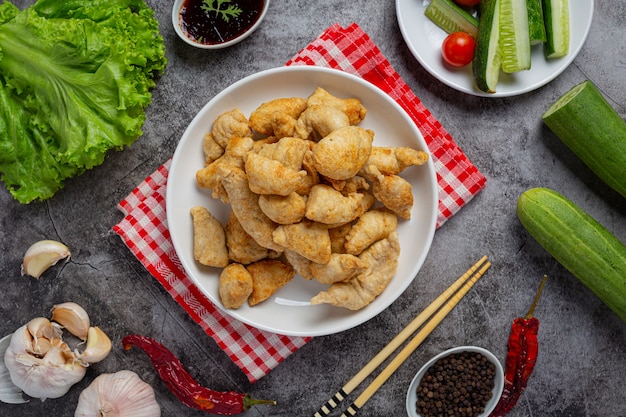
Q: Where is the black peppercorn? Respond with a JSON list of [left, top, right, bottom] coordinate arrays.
[[416, 351, 496, 417]]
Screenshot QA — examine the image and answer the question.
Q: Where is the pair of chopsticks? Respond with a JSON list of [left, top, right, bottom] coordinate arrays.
[[312, 255, 491, 417]]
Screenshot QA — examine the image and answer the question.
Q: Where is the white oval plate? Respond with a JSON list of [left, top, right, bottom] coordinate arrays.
[[166, 66, 438, 337], [396, 0, 594, 97]]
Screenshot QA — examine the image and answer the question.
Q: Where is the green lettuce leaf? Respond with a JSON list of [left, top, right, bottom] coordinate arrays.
[[0, 0, 166, 203]]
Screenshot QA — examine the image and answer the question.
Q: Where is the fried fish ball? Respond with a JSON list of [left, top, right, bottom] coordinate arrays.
[[249, 97, 308, 136], [196, 136, 255, 202], [344, 208, 398, 255], [219, 263, 253, 309], [245, 153, 308, 196], [362, 146, 429, 176], [310, 231, 400, 310], [219, 164, 283, 252], [309, 253, 367, 285], [306, 87, 367, 125], [203, 133, 225, 164], [224, 212, 270, 264], [328, 223, 353, 254], [294, 105, 350, 140], [371, 172, 414, 220], [304, 184, 366, 225], [272, 220, 331, 264], [211, 108, 253, 148], [247, 259, 295, 306], [255, 136, 311, 171], [283, 249, 314, 280], [312, 126, 374, 180], [271, 112, 300, 138], [296, 149, 321, 195], [341, 175, 370, 194], [190, 206, 229, 268], [258, 192, 306, 225]]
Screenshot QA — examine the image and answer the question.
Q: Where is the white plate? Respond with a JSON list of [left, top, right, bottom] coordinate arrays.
[[396, 0, 594, 97], [166, 66, 438, 337]]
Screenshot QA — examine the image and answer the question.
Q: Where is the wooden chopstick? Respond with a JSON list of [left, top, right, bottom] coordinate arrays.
[[339, 259, 491, 416], [338, 259, 491, 416], [312, 256, 490, 417]]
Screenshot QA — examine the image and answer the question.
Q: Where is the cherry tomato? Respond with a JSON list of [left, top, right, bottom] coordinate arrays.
[[441, 32, 475, 68], [454, 0, 481, 6]]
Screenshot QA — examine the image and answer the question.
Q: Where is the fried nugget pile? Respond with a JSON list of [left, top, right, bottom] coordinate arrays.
[[191, 87, 429, 311]]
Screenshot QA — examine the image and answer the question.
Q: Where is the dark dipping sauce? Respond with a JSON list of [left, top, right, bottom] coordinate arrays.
[[178, 0, 265, 45]]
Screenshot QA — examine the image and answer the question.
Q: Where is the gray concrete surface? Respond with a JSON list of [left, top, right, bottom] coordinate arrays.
[[1, 1, 625, 416]]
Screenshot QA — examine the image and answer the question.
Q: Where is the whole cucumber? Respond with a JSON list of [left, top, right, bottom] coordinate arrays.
[[517, 187, 626, 323], [542, 80, 626, 198]]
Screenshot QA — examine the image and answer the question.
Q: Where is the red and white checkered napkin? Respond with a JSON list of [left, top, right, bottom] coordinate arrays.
[[113, 23, 486, 383]]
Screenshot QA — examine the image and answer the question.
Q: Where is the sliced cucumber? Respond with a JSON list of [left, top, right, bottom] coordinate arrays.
[[543, 0, 570, 58], [527, 0, 547, 45], [499, 0, 531, 73], [472, 0, 500, 93], [424, 0, 478, 38]]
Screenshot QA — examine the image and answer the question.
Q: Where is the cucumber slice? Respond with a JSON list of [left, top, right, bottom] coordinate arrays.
[[527, 0, 547, 45], [472, 0, 500, 93], [543, 0, 570, 58], [424, 0, 478, 38], [499, 0, 531, 73]]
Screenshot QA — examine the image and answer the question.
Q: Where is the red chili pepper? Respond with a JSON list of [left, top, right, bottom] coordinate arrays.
[[122, 334, 276, 415], [490, 275, 547, 417]]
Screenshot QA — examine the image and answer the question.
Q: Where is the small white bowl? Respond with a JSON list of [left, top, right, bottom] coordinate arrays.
[[172, 0, 269, 49], [406, 346, 504, 417]]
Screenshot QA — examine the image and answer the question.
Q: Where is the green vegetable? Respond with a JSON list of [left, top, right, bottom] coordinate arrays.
[[542, 81, 626, 199], [424, 0, 479, 38], [472, 0, 501, 93], [0, 0, 166, 204], [201, 0, 242, 23], [542, 0, 570, 58], [499, 0, 531, 73], [517, 188, 626, 323], [527, 0, 547, 45]]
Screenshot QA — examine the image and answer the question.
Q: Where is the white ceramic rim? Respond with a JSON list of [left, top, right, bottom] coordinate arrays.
[[172, 0, 270, 49], [406, 346, 505, 417], [166, 65, 438, 336]]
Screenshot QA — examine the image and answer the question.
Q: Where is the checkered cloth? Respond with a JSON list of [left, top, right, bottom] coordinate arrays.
[[113, 23, 486, 383]]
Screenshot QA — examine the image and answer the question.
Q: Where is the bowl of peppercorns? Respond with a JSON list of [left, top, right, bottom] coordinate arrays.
[[406, 346, 504, 417]]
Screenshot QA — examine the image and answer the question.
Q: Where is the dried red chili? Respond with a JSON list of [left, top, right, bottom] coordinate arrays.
[[122, 334, 276, 415], [490, 275, 547, 417]]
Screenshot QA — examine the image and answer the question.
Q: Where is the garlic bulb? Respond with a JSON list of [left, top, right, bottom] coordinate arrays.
[[75, 370, 161, 417], [3, 321, 87, 401], [0, 334, 28, 404], [3, 304, 113, 402], [21, 240, 71, 279]]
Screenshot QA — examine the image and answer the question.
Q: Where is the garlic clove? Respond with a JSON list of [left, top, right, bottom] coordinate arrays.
[[75, 370, 161, 417], [21, 240, 71, 279], [0, 334, 28, 404], [77, 327, 112, 364], [27, 317, 62, 341], [29, 337, 53, 356], [10, 325, 35, 353], [42, 345, 68, 367], [51, 302, 90, 340]]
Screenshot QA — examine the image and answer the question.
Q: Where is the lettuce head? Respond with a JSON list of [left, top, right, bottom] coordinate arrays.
[[0, 0, 166, 203]]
